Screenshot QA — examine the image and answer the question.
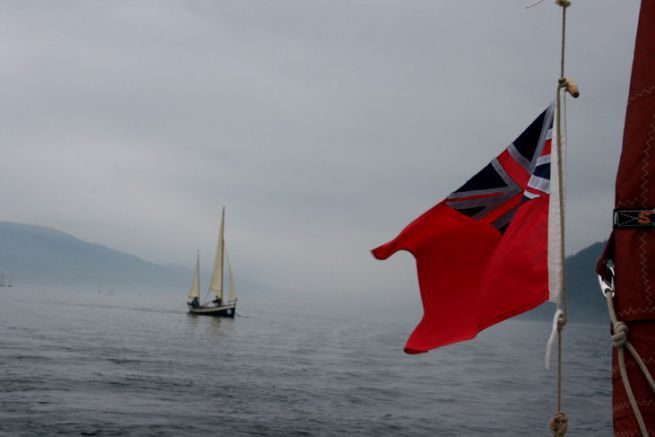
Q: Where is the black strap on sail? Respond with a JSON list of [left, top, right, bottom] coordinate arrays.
[[613, 208, 655, 228]]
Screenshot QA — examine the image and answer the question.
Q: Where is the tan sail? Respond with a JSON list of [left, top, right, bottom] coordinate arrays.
[[188, 251, 200, 299], [227, 253, 237, 303], [208, 207, 225, 300]]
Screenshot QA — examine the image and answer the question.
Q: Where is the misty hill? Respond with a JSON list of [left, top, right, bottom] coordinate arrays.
[[0, 220, 611, 322], [0, 221, 189, 292], [525, 241, 609, 324]]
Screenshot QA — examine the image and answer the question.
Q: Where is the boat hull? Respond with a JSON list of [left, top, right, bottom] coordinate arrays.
[[188, 303, 236, 318]]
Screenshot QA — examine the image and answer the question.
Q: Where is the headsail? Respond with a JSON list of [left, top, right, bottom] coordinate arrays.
[[208, 206, 225, 300], [188, 251, 200, 299]]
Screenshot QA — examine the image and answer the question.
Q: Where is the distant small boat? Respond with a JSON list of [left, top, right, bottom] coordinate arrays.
[[187, 207, 237, 317]]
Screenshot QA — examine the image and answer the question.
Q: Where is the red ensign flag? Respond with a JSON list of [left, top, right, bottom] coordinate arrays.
[[373, 103, 562, 353]]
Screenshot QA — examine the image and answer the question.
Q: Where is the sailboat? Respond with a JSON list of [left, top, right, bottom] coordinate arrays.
[[187, 207, 237, 317], [0, 272, 5, 288]]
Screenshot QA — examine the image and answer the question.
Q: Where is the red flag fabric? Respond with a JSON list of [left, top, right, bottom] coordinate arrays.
[[373, 104, 556, 354]]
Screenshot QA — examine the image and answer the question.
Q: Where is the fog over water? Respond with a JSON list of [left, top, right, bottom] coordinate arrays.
[[0, 1, 641, 304]]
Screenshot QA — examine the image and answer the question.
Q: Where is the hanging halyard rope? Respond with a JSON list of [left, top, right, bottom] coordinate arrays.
[[549, 1, 579, 435]]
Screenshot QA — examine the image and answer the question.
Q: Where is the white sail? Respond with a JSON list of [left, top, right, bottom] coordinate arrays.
[[208, 207, 225, 300], [188, 252, 200, 299], [227, 253, 237, 303]]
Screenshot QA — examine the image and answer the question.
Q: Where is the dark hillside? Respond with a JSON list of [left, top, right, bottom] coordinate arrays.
[[525, 241, 609, 324], [0, 221, 188, 292]]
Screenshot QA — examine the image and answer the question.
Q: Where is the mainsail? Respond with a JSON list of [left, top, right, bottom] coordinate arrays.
[[598, 1, 655, 434], [188, 251, 200, 300], [208, 206, 225, 300], [227, 254, 237, 303]]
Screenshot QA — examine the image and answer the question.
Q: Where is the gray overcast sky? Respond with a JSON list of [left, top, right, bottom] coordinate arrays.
[[0, 1, 641, 303]]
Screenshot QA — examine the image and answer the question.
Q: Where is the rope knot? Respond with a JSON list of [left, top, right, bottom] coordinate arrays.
[[558, 76, 580, 98], [612, 321, 629, 348], [556, 312, 567, 330], [549, 411, 568, 436]]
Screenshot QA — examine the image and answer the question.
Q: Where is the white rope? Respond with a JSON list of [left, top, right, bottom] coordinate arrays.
[[545, 309, 563, 369], [599, 266, 655, 437], [607, 296, 649, 436], [549, 2, 576, 434]]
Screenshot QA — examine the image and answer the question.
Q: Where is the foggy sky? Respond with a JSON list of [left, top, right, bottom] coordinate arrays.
[[0, 1, 641, 304]]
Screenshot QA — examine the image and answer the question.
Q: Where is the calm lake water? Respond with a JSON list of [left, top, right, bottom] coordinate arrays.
[[0, 288, 612, 436]]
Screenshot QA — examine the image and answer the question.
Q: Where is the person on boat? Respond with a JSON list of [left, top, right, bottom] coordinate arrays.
[[189, 297, 199, 308], [213, 297, 222, 307]]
